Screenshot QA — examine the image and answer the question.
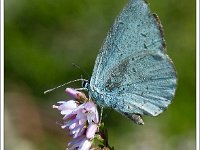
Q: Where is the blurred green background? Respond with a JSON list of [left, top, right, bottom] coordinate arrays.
[[5, 0, 196, 150]]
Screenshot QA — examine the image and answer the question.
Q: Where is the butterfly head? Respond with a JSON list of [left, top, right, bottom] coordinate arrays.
[[82, 78, 90, 90]]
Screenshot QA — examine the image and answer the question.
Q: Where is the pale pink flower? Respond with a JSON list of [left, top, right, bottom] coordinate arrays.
[[53, 88, 99, 150], [86, 123, 98, 139]]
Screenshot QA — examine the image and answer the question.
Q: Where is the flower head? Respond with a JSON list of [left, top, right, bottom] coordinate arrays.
[[53, 88, 99, 150]]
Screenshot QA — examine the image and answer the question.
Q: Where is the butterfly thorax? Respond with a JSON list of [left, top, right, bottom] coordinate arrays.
[[87, 83, 110, 108], [82, 78, 108, 107]]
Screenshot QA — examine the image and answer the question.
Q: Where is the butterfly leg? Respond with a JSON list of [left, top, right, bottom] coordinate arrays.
[[99, 107, 104, 124]]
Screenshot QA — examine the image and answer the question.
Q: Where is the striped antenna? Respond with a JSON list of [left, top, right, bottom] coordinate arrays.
[[44, 79, 88, 94]]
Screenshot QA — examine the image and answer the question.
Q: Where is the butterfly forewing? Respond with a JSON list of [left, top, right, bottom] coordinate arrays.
[[89, 0, 177, 120]]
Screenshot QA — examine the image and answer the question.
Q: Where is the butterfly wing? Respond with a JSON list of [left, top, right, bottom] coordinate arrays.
[[89, 0, 177, 118], [91, 0, 166, 88]]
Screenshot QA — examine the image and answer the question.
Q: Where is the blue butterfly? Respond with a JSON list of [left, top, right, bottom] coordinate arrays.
[[83, 0, 177, 125], [45, 0, 177, 125]]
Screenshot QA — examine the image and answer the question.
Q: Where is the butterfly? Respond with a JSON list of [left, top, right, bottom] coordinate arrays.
[[82, 0, 177, 125], [45, 0, 177, 125]]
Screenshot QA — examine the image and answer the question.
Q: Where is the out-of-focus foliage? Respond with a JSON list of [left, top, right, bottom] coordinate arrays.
[[5, 0, 196, 150]]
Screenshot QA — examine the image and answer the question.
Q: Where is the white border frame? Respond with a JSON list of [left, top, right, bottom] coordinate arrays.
[[196, 0, 199, 149], [0, 0, 198, 150]]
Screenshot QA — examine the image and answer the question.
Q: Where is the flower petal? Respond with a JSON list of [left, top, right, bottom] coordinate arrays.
[[65, 88, 82, 99], [78, 138, 92, 150], [72, 125, 86, 138], [58, 100, 78, 110], [68, 136, 83, 147], [61, 110, 73, 116], [86, 123, 98, 139], [84, 102, 96, 113]]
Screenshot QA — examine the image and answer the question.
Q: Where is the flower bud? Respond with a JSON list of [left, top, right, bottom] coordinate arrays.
[[65, 88, 88, 101]]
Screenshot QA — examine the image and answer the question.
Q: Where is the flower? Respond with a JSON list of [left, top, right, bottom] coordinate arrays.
[[86, 123, 98, 139], [67, 137, 92, 150], [65, 88, 81, 99], [52, 100, 78, 115], [65, 88, 88, 102], [53, 88, 99, 150]]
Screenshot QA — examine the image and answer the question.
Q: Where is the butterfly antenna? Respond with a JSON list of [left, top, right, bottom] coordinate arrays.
[[72, 63, 90, 78], [44, 79, 88, 94]]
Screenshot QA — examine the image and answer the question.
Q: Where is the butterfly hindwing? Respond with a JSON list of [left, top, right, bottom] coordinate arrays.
[[89, 50, 176, 116]]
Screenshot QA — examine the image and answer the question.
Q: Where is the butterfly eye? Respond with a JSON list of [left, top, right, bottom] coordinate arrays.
[[82, 80, 89, 88]]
